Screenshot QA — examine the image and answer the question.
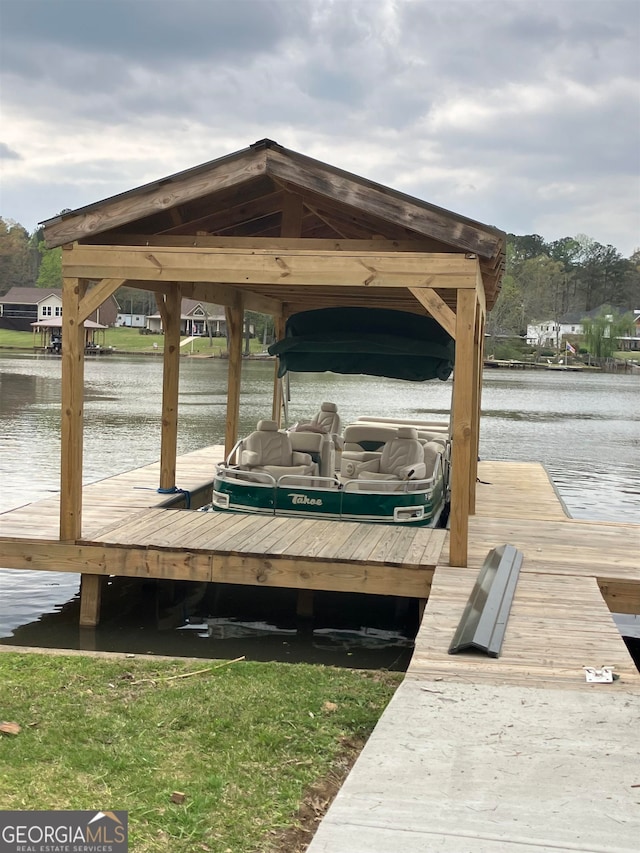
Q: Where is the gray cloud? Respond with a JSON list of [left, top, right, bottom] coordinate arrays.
[[2, 0, 301, 66], [0, 142, 21, 160], [1, 0, 638, 255]]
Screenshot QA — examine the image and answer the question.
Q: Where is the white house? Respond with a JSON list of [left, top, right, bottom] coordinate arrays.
[[526, 305, 635, 349], [146, 299, 228, 336], [526, 318, 583, 348]]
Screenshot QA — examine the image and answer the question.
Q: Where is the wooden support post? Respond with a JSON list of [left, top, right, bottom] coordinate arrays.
[[417, 598, 427, 623], [159, 285, 182, 491], [296, 589, 314, 620], [225, 296, 244, 457], [60, 275, 87, 541], [468, 302, 484, 513], [449, 289, 477, 568], [270, 192, 303, 427], [271, 313, 286, 425], [79, 574, 103, 627]]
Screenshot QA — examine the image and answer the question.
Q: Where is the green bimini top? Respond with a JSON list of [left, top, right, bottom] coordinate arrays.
[[268, 307, 454, 382]]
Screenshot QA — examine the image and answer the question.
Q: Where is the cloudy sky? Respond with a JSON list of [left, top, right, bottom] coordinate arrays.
[[1, 0, 639, 255]]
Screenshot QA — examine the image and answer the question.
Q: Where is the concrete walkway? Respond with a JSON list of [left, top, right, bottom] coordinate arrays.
[[307, 676, 639, 852]]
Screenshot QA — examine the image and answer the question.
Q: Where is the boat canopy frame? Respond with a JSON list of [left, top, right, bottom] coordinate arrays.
[[42, 138, 505, 572]]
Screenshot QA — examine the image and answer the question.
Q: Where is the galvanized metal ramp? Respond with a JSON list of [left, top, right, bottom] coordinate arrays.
[[448, 544, 523, 658]]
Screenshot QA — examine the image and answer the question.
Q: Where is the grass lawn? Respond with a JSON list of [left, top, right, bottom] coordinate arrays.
[[0, 327, 268, 356], [0, 652, 400, 852]]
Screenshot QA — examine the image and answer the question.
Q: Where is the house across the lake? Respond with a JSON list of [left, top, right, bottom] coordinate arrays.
[[526, 304, 639, 351], [0, 286, 119, 332], [146, 298, 230, 337]]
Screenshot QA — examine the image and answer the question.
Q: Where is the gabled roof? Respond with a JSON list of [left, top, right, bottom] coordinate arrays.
[[31, 317, 107, 329], [147, 298, 226, 321], [40, 139, 506, 310], [0, 287, 61, 305], [181, 298, 225, 318]]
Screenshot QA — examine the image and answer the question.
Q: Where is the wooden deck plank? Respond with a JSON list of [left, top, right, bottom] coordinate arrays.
[[402, 527, 445, 567], [229, 515, 291, 555], [232, 514, 288, 553], [314, 521, 363, 560], [268, 518, 327, 556], [197, 513, 275, 552], [407, 567, 640, 689], [190, 510, 258, 550], [366, 525, 415, 566], [332, 522, 387, 563], [293, 519, 342, 559]]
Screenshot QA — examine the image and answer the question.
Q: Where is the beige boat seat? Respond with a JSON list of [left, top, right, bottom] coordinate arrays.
[[342, 423, 397, 453], [340, 423, 396, 478], [356, 427, 427, 488], [422, 440, 445, 479], [290, 430, 335, 478], [293, 402, 343, 472], [240, 420, 317, 480], [292, 401, 340, 435], [311, 401, 341, 436]]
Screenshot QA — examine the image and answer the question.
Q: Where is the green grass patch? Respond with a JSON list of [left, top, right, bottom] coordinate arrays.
[[0, 653, 400, 852], [0, 327, 268, 356], [0, 329, 38, 348]]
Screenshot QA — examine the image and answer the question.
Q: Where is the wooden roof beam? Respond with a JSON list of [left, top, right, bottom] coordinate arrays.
[[161, 189, 285, 237], [68, 235, 450, 252], [62, 244, 480, 290]]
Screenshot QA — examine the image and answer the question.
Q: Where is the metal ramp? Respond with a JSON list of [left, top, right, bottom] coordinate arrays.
[[448, 543, 523, 658]]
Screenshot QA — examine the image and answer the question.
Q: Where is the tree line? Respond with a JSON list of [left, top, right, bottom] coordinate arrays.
[[1, 216, 638, 334], [488, 234, 639, 337]]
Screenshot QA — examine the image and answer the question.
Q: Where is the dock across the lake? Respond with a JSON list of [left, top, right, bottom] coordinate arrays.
[[1, 448, 639, 851]]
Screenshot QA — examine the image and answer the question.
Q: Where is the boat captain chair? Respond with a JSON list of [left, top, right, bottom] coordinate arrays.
[[356, 427, 426, 490], [294, 402, 342, 442], [240, 420, 318, 480], [292, 401, 343, 472], [310, 402, 341, 436]]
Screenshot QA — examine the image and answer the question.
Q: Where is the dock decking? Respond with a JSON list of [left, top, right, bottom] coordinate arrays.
[[1, 449, 640, 851], [0, 446, 225, 540], [0, 445, 446, 606]]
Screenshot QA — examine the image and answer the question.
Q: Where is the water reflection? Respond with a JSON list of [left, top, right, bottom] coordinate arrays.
[[2, 575, 415, 670], [0, 353, 638, 663]]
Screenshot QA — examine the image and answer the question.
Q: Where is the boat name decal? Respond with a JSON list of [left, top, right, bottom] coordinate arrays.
[[288, 493, 323, 506]]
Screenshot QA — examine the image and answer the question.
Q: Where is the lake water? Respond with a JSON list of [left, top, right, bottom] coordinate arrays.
[[0, 352, 638, 664]]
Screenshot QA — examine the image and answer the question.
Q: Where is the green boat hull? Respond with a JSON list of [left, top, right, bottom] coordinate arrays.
[[211, 472, 446, 527]]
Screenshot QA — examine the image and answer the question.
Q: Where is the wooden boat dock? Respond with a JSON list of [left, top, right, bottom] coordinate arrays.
[[8, 137, 635, 851], [0, 445, 447, 623], [1, 449, 640, 850]]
